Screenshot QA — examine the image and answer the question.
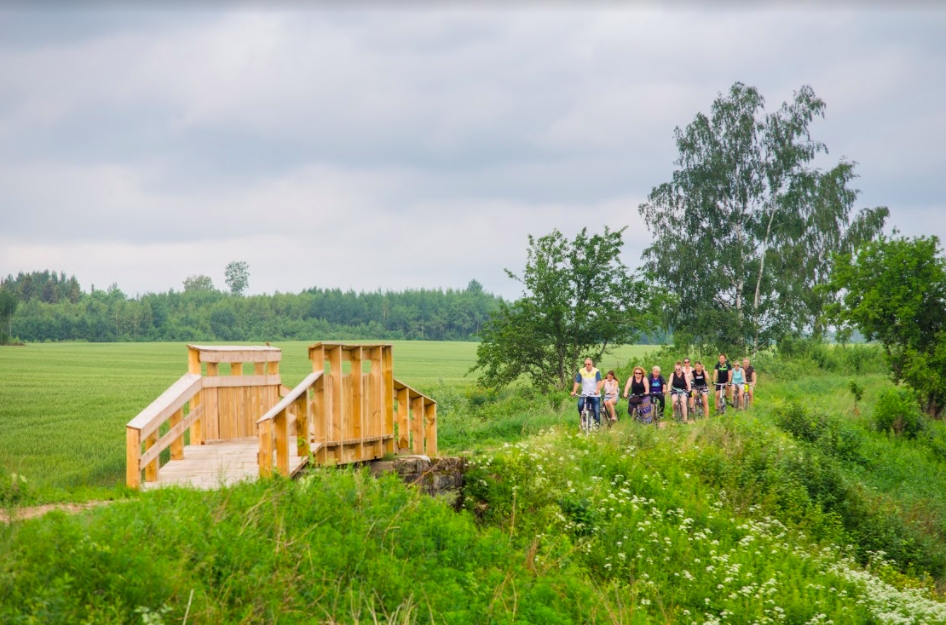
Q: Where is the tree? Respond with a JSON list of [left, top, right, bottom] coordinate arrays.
[[0, 288, 17, 341], [183, 275, 215, 292], [639, 82, 888, 354], [224, 261, 249, 296], [825, 234, 946, 417], [474, 227, 656, 391]]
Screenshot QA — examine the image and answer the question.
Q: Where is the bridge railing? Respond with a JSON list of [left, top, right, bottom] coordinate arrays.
[[125, 373, 204, 489], [257, 371, 322, 477], [257, 343, 438, 477]]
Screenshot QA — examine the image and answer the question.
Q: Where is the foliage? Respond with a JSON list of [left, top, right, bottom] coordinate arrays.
[[873, 387, 926, 438], [2, 274, 503, 343], [474, 227, 655, 391], [223, 260, 249, 296], [826, 234, 946, 416], [639, 82, 887, 355], [0, 469, 33, 508], [182, 274, 215, 292], [0, 287, 17, 342], [849, 380, 864, 414]]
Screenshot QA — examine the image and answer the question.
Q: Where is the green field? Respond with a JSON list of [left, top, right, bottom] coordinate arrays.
[[0, 341, 652, 492]]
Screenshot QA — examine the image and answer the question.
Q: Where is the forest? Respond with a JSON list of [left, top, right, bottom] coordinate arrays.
[[0, 270, 503, 342]]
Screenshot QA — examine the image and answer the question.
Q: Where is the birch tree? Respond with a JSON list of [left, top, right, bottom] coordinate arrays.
[[638, 82, 887, 353]]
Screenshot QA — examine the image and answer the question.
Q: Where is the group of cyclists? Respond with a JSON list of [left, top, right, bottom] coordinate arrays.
[[570, 354, 757, 427]]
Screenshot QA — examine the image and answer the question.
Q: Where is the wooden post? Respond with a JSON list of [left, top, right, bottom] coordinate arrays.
[[425, 401, 437, 458], [169, 408, 184, 460], [369, 348, 383, 458], [258, 419, 273, 477], [191, 390, 204, 445], [397, 387, 410, 451], [411, 395, 424, 455], [295, 395, 310, 457], [329, 346, 343, 463], [351, 347, 364, 462], [313, 376, 325, 463], [274, 408, 289, 476], [188, 346, 201, 375], [126, 427, 141, 489], [382, 346, 395, 455], [231, 362, 243, 376], [144, 430, 159, 482]]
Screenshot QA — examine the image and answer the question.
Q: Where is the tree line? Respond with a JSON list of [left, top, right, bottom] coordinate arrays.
[[0, 273, 505, 343]]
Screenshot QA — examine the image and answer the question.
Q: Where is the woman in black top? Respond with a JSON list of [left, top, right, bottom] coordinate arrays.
[[670, 361, 691, 423], [691, 361, 710, 419]]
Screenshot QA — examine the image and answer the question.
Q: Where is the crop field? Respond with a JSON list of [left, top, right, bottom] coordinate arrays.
[[0, 341, 652, 493]]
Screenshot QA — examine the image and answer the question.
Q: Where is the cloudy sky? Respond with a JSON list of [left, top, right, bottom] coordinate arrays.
[[1, 5, 944, 299]]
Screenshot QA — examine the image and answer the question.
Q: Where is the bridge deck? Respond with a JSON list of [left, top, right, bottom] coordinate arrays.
[[142, 438, 309, 491]]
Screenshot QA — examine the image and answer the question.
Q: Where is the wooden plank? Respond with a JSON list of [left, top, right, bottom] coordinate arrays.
[[126, 427, 141, 488], [425, 401, 437, 458], [257, 372, 322, 423], [258, 419, 273, 478], [351, 347, 363, 462], [254, 362, 265, 376], [313, 377, 325, 463], [188, 346, 201, 375], [274, 409, 289, 476], [309, 344, 325, 374], [192, 388, 204, 445], [201, 374, 282, 389], [382, 345, 395, 455], [144, 430, 159, 482], [189, 347, 282, 363], [126, 373, 203, 438], [139, 404, 204, 468], [231, 362, 243, 377], [397, 387, 410, 450], [329, 346, 343, 464], [295, 395, 310, 458], [169, 409, 184, 460], [411, 396, 424, 455]]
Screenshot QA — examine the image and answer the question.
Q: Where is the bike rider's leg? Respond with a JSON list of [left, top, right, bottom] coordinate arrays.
[[681, 393, 689, 422], [577, 396, 586, 420], [591, 396, 601, 425]]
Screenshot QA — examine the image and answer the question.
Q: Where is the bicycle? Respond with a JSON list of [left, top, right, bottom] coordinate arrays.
[[671, 389, 689, 423], [742, 382, 752, 410], [577, 394, 600, 435], [693, 386, 709, 419], [629, 393, 658, 427], [715, 383, 728, 415], [732, 383, 744, 410]]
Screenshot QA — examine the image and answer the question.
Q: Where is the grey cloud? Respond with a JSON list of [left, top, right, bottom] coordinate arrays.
[[0, 6, 944, 297]]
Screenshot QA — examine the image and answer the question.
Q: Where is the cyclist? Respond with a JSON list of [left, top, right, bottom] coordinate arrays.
[[731, 361, 746, 408], [713, 353, 732, 410], [669, 361, 691, 423], [681, 357, 695, 411], [648, 366, 667, 419], [571, 358, 604, 426], [623, 366, 650, 420], [603, 370, 620, 423], [742, 357, 757, 406], [691, 361, 711, 418]]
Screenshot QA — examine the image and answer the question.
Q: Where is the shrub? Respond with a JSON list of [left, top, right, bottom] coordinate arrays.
[[873, 387, 926, 438], [0, 470, 33, 507]]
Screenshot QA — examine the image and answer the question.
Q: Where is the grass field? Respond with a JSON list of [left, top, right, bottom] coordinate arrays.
[[0, 341, 653, 493]]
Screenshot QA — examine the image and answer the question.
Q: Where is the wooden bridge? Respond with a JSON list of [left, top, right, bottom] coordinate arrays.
[[126, 343, 437, 490]]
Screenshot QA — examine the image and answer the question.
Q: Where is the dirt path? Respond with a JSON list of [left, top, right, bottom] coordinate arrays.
[[0, 500, 114, 523]]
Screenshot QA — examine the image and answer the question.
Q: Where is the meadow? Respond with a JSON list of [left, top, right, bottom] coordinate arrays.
[[0, 341, 649, 494], [6, 340, 946, 622]]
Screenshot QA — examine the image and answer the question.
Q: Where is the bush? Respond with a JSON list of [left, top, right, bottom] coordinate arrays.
[[873, 387, 926, 438], [0, 470, 33, 507]]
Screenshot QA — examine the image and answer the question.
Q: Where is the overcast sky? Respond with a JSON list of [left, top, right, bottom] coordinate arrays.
[[1, 5, 944, 299]]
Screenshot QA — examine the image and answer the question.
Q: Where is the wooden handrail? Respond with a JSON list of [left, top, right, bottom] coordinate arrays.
[[258, 371, 322, 424], [127, 373, 203, 438], [258, 371, 322, 478], [126, 373, 204, 489]]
